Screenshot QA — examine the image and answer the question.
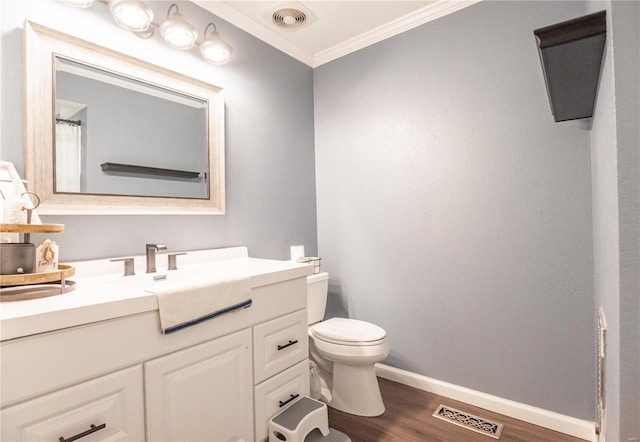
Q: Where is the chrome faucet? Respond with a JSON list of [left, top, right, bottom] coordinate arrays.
[[146, 244, 167, 273]]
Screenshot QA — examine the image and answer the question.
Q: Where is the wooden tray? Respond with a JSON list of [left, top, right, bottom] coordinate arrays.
[[0, 223, 65, 234], [0, 281, 76, 302], [0, 264, 75, 287]]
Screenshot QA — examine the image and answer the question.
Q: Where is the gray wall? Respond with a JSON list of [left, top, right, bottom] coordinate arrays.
[[589, 0, 640, 440], [314, 1, 595, 420], [1, 0, 317, 261]]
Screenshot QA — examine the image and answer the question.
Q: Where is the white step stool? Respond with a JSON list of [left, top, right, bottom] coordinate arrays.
[[268, 397, 350, 442]]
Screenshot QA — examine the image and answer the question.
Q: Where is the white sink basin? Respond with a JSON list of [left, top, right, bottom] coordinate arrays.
[[102, 258, 253, 293], [103, 265, 213, 292], [104, 272, 175, 292]]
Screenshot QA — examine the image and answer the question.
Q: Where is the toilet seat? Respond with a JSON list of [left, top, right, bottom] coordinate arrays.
[[311, 318, 386, 346]]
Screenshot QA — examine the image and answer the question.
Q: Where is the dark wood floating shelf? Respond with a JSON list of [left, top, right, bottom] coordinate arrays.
[[534, 10, 606, 122], [100, 162, 200, 179]]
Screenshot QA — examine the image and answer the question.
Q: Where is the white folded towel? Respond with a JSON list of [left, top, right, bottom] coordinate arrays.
[[146, 271, 251, 334]]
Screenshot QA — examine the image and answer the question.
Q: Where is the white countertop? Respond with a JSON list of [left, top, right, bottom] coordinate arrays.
[[0, 247, 313, 342]]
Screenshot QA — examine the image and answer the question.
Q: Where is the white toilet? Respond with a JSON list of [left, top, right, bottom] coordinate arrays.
[[307, 272, 390, 417]]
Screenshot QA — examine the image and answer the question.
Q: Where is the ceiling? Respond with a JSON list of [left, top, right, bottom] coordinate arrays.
[[193, 1, 480, 67]]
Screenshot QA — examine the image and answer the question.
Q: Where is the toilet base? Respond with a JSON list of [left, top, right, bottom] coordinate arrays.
[[328, 363, 385, 417]]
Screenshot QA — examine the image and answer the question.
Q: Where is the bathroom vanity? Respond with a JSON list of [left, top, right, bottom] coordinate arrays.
[[0, 247, 312, 442]]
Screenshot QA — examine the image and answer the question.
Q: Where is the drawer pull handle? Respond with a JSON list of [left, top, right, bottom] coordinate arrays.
[[277, 339, 298, 351], [59, 423, 106, 442], [279, 393, 300, 407]]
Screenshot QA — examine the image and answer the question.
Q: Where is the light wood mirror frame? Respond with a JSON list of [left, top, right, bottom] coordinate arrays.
[[23, 21, 225, 215]]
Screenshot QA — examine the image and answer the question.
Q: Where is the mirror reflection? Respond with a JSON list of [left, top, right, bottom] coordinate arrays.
[[54, 57, 209, 199]]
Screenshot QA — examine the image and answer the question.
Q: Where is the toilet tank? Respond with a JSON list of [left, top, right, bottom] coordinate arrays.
[[307, 272, 329, 325]]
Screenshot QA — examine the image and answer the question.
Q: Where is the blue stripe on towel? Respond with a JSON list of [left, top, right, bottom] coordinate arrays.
[[163, 299, 253, 334]]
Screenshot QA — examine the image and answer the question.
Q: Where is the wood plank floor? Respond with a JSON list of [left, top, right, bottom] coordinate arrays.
[[327, 378, 589, 442]]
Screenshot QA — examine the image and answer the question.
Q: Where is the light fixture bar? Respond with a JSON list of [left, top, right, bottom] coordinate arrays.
[[60, 0, 233, 64]]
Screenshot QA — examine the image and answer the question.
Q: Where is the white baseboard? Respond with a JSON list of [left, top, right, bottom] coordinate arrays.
[[375, 363, 597, 442]]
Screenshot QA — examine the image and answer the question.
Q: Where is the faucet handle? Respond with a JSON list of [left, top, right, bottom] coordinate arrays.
[[168, 252, 187, 271], [110, 258, 136, 276]]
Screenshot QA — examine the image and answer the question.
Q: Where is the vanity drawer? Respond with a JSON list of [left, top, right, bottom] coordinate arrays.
[[254, 359, 311, 442], [0, 365, 144, 442], [253, 309, 309, 383]]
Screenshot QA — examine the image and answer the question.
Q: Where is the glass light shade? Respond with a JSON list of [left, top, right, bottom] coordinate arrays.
[[200, 32, 233, 65], [160, 12, 197, 50], [59, 0, 94, 7], [109, 0, 154, 32]]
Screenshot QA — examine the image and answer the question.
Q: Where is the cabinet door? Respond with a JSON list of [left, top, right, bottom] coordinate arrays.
[[253, 309, 308, 384], [145, 329, 253, 442], [254, 359, 310, 442], [1, 365, 144, 442]]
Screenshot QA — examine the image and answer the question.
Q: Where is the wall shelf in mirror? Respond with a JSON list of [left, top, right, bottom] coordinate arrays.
[[534, 10, 606, 122], [100, 163, 201, 179]]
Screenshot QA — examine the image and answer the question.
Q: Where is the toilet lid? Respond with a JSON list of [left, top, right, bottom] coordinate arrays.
[[311, 318, 386, 343]]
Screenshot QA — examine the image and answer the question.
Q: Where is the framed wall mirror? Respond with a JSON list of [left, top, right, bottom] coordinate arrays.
[[23, 21, 225, 215]]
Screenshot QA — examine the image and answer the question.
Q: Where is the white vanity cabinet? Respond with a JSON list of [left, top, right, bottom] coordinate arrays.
[[0, 270, 310, 442], [145, 329, 253, 442]]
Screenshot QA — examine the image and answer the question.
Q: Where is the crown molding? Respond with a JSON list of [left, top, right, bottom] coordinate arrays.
[[193, 0, 481, 68], [313, 0, 482, 67]]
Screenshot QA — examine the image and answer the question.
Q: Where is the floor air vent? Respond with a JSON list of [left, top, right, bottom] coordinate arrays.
[[433, 404, 504, 439]]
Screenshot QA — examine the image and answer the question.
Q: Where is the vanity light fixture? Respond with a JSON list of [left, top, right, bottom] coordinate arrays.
[[199, 23, 233, 65], [109, 0, 154, 33], [59, 0, 94, 7], [58, 0, 234, 64], [160, 3, 198, 50]]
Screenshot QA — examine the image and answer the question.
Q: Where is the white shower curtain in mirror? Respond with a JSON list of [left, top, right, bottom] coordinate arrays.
[[55, 122, 81, 192]]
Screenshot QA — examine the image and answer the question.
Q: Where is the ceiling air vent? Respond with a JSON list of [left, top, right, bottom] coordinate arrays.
[[272, 7, 307, 29], [268, 3, 317, 32]]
